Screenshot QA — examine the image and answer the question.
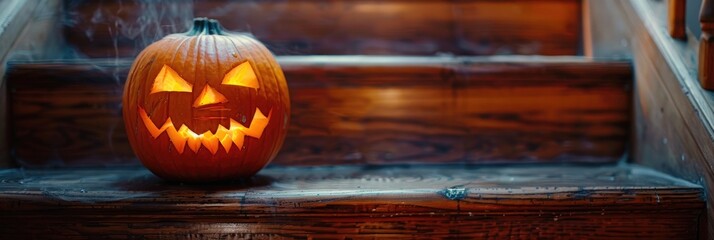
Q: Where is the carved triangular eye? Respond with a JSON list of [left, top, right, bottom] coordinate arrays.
[[151, 65, 193, 94], [222, 61, 259, 89]]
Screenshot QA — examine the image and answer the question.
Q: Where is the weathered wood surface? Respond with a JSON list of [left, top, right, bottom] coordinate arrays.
[[0, 164, 704, 239], [0, 0, 49, 168], [603, 0, 714, 238], [64, 0, 582, 57], [7, 56, 632, 167]]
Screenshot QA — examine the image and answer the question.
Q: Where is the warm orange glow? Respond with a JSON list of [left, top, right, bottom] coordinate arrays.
[[139, 107, 271, 154], [193, 85, 228, 107], [222, 61, 259, 89], [151, 65, 193, 94]]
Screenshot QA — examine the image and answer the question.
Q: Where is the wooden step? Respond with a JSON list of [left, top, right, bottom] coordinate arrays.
[[64, 0, 582, 57], [7, 56, 632, 167], [0, 164, 703, 239]]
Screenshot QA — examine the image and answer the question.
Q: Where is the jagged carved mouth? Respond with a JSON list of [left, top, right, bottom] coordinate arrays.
[[139, 107, 271, 154]]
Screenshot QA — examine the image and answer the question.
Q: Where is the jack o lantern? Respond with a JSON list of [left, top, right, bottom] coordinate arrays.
[[122, 18, 290, 182]]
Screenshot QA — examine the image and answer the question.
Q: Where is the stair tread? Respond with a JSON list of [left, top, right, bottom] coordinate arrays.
[[0, 164, 702, 211], [0, 164, 703, 238]]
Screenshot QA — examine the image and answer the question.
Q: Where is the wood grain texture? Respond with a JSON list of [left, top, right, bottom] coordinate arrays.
[[8, 60, 135, 167], [613, 0, 714, 238], [63, 0, 582, 57], [7, 56, 632, 167], [669, 0, 687, 39], [62, 0, 193, 58], [0, 164, 704, 239], [281, 56, 632, 166], [700, 0, 714, 89]]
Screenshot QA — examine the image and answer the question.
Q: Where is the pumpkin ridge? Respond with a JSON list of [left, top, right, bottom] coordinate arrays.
[[221, 36, 252, 174], [236, 36, 289, 161], [184, 35, 203, 180], [234, 37, 277, 166], [155, 37, 191, 150], [228, 36, 262, 172], [188, 36, 202, 135], [166, 37, 192, 177]]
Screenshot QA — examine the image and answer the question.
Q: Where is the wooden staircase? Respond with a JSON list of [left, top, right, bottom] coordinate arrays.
[[0, 0, 709, 239]]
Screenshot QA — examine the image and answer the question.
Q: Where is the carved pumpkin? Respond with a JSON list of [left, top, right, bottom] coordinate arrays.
[[122, 18, 290, 182]]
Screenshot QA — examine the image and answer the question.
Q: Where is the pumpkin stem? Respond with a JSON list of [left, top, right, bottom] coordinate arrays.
[[187, 17, 226, 36]]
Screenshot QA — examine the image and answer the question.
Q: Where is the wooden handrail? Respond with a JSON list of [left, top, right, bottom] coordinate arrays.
[[700, 0, 714, 89], [669, 0, 687, 39]]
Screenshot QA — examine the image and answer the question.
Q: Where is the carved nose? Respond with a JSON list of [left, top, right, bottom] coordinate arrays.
[[193, 85, 228, 108]]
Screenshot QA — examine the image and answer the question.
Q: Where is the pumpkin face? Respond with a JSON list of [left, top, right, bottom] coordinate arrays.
[[122, 18, 290, 182]]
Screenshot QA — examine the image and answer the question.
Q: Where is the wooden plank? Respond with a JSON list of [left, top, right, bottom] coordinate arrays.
[[605, 0, 714, 238], [62, 0, 194, 58], [0, 0, 57, 168], [6, 56, 632, 167], [63, 0, 582, 57], [0, 164, 704, 239]]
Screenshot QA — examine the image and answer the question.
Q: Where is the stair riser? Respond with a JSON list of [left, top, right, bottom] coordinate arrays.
[[64, 0, 581, 57], [0, 213, 701, 239], [7, 56, 632, 166]]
